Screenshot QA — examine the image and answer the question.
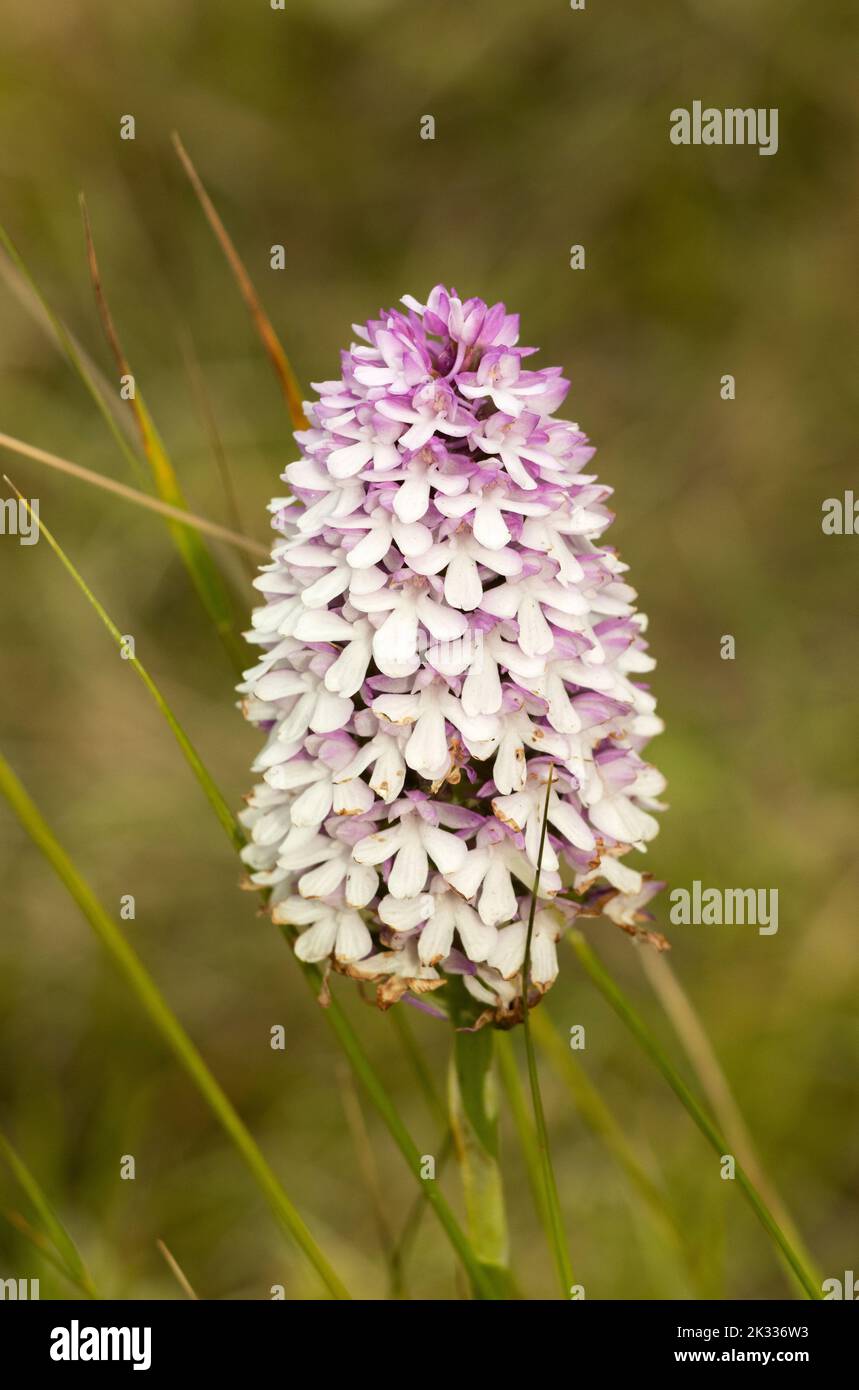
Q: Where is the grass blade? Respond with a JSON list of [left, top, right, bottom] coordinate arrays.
[[0, 221, 147, 487], [448, 1026, 515, 1298], [79, 197, 246, 676], [521, 767, 575, 1296], [5, 483, 243, 853], [0, 1131, 98, 1299], [155, 1239, 199, 1300], [171, 133, 308, 431], [495, 1033, 551, 1240], [637, 947, 815, 1296], [0, 439, 267, 556], [0, 751, 352, 1301], [4, 1210, 93, 1292], [527, 1009, 700, 1286], [568, 932, 822, 1300]]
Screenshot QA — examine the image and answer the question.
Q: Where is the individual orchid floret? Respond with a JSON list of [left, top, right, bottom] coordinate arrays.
[[238, 285, 667, 1026]]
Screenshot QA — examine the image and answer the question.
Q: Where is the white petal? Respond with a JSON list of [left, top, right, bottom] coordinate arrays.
[[531, 927, 559, 989], [290, 777, 334, 827], [462, 657, 502, 717], [444, 550, 483, 611], [264, 760, 323, 792], [334, 911, 373, 962], [331, 777, 375, 817], [446, 848, 489, 900], [479, 854, 519, 926], [487, 923, 527, 978], [345, 862, 379, 907], [298, 856, 347, 898], [294, 918, 339, 962], [393, 473, 430, 523], [421, 824, 468, 875], [452, 900, 497, 963], [294, 609, 354, 642], [543, 672, 581, 733], [353, 824, 405, 865], [302, 566, 350, 608], [276, 690, 316, 743], [493, 731, 526, 795], [548, 795, 596, 851], [369, 744, 407, 803], [405, 705, 448, 778], [599, 855, 643, 893], [517, 595, 553, 657], [418, 898, 455, 964], [473, 498, 511, 549], [272, 896, 328, 926], [388, 837, 429, 897], [372, 693, 421, 726], [254, 670, 307, 701], [391, 518, 433, 557], [324, 638, 372, 698], [373, 605, 419, 678], [331, 440, 376, 477], [310, 689, 353, 734], [416, 594, 468, 641], [378, 893, 434, 929], [492, 791, 532, 835], [479, 584, 519, 620], [347, 523, 392, 568]]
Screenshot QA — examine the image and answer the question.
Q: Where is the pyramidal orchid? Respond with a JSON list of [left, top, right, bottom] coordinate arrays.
[[238, 286, 666, 1027]]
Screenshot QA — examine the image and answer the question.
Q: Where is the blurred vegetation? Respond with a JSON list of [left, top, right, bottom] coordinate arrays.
[[0, 0, 856, 1299]]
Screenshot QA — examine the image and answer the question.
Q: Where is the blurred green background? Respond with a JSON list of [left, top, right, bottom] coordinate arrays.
[[0, 0, 856, 1300]]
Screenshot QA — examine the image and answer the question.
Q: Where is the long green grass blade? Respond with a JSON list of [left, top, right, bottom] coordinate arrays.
[[0, 1131, 98, 1299], [4, 1209, 91, 1292], [495, 1033, 551, 1242], [6, 485, 243, 853], [521, 768, 575, 1296], [0, 751, 351, 1301], [528, 1009, 695, 1273], [568, 932, 822, 1300], [637, 947, 815, 1297], [448, 1026, 515, 1298]]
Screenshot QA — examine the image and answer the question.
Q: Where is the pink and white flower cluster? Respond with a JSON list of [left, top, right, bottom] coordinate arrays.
[[238, 286, 666, 1026]]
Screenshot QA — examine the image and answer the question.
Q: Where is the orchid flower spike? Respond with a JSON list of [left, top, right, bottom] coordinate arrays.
[[238, 286, 667, 1027]]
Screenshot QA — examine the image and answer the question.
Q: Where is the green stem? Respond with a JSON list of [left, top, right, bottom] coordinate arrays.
[[448, 1026, 516, 1299], [568, 932, 822, 1301], [0, 1131, 99, 1299], [495, 1033, 551, 1238], [521, 768, 575, 1297], [0, 751, 351, 1301]]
